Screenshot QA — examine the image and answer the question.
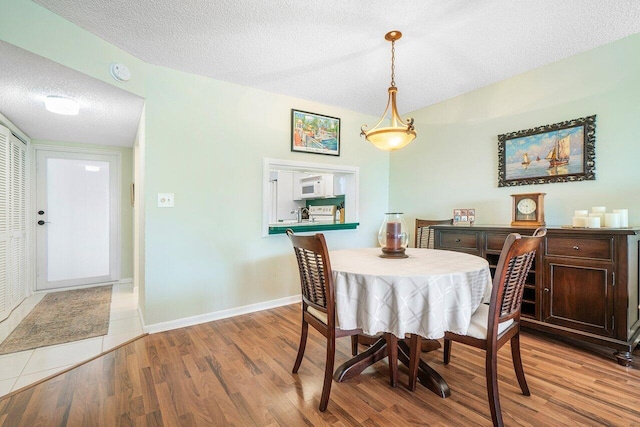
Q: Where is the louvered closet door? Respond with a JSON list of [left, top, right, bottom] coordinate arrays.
[[0, 124, 27, 322], [0, 127, 9, 320], [9, 137, 26, 308]]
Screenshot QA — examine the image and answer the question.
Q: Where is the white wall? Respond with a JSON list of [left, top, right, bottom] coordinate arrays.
[[390, 33, 640, 235]]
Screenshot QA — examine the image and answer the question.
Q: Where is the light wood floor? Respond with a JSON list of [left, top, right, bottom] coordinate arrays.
[[1, 303, 639, 426]]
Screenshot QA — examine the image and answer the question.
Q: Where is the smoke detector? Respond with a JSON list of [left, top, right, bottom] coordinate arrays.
[[110, 63, 131, 82]]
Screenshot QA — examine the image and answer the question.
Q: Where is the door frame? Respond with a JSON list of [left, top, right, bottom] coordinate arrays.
[[30, 144, 122, 292]]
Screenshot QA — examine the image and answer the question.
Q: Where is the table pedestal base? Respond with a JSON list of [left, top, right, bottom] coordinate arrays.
[[333, 338, 388, 382], [398, 340, 450, 398], [333, 337, 451, 398]]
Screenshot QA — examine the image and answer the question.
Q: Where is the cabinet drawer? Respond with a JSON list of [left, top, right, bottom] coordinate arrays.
[[437, 231, 480, 251], [485, 233, 510, 252], [546, 237, 612, 260]]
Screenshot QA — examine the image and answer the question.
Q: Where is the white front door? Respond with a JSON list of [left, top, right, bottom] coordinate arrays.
[[35, 149, 120, 290]]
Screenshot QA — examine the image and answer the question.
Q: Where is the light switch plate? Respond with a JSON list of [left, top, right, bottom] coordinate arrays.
[[158, 193, 174, 207]]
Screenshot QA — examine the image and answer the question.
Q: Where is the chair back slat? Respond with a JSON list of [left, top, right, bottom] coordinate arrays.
[[287, 230, 334, 316], [293, 247, 328, 309], [499, 251, 536, 317], [415, 219, 453, 248], [490, 228, 546, 330]]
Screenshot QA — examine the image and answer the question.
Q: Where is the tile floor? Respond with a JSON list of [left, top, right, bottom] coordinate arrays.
[[0, 283, 143, 397]]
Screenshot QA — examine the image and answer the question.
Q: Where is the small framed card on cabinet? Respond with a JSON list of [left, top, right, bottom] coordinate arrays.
[[453, 208, 475, 226]]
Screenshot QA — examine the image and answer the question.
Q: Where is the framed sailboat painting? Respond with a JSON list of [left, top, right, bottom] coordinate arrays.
[[497, 115, 596, 187]]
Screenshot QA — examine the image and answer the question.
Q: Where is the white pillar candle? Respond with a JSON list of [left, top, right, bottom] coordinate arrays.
[[605, 213, 621, 228], [572, 217, 587, 227], [574, 210, 589, 217], [613, 209, 628, 227], [589, 212, 604, 224], [592, 206, 606, 213], [586, 216, 600, 228]]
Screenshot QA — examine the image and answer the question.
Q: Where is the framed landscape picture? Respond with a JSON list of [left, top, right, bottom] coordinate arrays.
[[497, 115, 596, 187], [291, 109, 340, 156]]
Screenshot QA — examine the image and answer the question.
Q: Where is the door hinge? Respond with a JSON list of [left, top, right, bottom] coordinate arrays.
[[611, 315, 615, 330], [611, 271, 615, 287]]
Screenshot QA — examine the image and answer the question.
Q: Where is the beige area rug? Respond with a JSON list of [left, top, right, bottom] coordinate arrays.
[[0, 285, 112, 355]]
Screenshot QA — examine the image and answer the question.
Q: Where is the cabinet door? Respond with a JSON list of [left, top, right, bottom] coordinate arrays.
[[543, 257, 614, 337]]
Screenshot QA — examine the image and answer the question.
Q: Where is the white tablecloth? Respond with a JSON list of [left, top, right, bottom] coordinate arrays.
[[330, 247, 492, 340]]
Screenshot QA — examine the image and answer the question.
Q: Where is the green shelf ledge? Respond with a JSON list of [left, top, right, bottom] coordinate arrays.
[[269, 222, 359, 235]]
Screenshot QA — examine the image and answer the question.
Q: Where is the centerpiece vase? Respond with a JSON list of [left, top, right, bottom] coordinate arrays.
[[378, 212, 409, 258]]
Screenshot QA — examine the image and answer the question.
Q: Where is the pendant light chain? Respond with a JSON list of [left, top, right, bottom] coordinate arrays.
[[390, 39, 396, 87]]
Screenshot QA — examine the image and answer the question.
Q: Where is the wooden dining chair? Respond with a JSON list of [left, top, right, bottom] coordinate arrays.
[[286, 229, 362, 412], [415, 218, 453, 248], [410, 219, 456, 366], [441, 227, 546, 427]]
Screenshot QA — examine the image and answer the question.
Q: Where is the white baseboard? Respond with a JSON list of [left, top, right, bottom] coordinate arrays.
[[141, 294, 301, 334], [32, 278, 132, 294]]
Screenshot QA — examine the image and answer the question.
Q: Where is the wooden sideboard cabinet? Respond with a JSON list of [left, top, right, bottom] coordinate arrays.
[[433, 225, 640, 366]]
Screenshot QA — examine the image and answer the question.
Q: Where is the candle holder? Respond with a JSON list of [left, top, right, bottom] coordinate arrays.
[[378, 212, 409, 258]]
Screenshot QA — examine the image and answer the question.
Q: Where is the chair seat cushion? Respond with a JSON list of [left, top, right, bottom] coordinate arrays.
[[307, 306, 340, 327], [465, 304, 514, 339]]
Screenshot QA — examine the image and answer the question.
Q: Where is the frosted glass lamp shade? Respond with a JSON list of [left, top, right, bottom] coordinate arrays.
[[365, 127, 416, 151]]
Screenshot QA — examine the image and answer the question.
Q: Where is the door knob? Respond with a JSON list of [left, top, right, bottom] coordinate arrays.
[[37, 210, 45, 215]]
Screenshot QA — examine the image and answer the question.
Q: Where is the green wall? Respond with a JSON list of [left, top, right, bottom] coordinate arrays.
[[390, 33, 640, 235], [1, 0, 389, 326], [142, 66, 388, 324], [5, 0, 637, 327]]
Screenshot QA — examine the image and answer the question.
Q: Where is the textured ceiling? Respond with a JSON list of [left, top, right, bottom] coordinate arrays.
[[0, 41, 144, 146], [2, 1, 640, 147], [32, 0, 640, 117]]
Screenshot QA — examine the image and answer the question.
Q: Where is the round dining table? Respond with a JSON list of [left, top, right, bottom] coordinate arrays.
[[329, 247, 493, 396]]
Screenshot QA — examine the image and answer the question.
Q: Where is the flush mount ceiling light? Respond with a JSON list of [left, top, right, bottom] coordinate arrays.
[[44, 95, 79, 115], [361, 31, 416, 151]]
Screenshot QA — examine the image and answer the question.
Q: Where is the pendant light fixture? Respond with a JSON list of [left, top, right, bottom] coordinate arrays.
[[361, 31, 416, 151]]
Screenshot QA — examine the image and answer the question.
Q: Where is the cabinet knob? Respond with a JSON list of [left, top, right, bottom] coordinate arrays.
[[455, 238, 461, 243], [572, 245, 580, 250], [544, 288, 550, 292]]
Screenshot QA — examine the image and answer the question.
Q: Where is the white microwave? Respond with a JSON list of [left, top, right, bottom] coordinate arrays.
[[299, 174, 334, 199]]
